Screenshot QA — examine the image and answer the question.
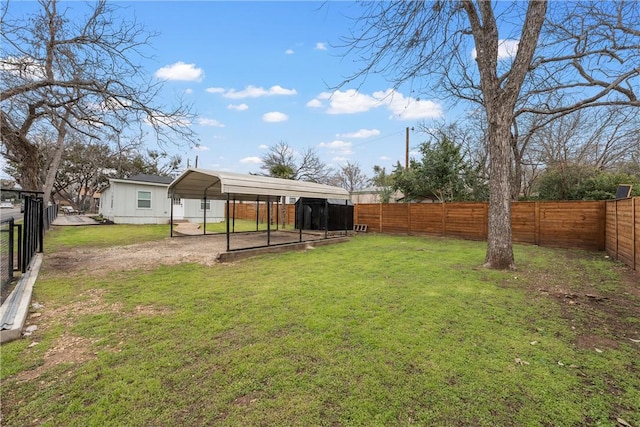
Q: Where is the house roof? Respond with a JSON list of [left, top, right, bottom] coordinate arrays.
[[100, 174, 174, 192], [168, 168, 350, 202], [126, 174, 175, 185]]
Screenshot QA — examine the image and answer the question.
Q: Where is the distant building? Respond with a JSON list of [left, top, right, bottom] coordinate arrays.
[[350, 187, 403, 204]]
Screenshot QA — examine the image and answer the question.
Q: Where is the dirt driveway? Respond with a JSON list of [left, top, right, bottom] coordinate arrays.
[[45, 231, 329, 276]]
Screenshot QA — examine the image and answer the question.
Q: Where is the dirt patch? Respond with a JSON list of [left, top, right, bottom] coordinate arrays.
[[44, 231, 325, 276], [15, 332, 98, 383], [523, 256, 640, 350], [45, 235, 228, 276]]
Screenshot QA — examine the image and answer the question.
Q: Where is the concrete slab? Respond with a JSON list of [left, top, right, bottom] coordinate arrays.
[[0, 254, 43, 344], [217, 236, 350, 263], [173, 222, 202, 236], [52, 214, 100, 226]]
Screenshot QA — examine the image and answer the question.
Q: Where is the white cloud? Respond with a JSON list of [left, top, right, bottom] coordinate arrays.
[[0, 56, 46, 80], [227, 103, 249, 111], [383, 90, 442, 120], [306, 99, 323, 108], [197, 117, 225, 127], [337, 128, 381, 139], [316, 89, 384, 114], [155, 61, 204, 82], [315, 42, 327, 51], [380, 156, 391, 161], [184, 88, 194, 94], [215, 85, 297, 99], [262, 111, 289, 122], [471, 39, 519, 60], [194, 145, 210, 151], [240, 156, 263, 164], [285, 49, 295, 55], [319, 140, 353, 155], [309, 88, 441, 120], [332, 156, 348, 162], [206, 87, 225, 94], [258, 144, 269, 149]]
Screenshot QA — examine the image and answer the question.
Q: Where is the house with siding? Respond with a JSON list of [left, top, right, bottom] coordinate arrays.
[[99, 174, 224, 224]]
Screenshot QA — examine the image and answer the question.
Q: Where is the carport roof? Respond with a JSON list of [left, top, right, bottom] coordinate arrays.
[[168, 168, 350, 202]]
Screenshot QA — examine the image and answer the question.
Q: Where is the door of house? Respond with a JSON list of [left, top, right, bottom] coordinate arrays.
[[173, 198, 184, 220]]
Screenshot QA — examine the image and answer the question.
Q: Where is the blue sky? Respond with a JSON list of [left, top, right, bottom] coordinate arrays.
[[119, 1, 451, 178], [3, 1, 483, 180]]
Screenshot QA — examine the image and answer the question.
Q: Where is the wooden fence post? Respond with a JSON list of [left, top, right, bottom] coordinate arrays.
[[442, 203, 446, 237], [354, 204, 358, 228], [615, 200, 619, 260], [379, 203, 383, 233], [535, 202, 541, 246], [407, 202, 412, 235]]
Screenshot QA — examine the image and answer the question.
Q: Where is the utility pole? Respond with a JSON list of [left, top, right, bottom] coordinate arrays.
[[405, 127, 409, 169], [405, 127, 414, 169]]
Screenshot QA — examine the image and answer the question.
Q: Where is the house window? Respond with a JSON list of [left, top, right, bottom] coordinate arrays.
[[201, 200, 210, 210], [137, 191, 151, 208]]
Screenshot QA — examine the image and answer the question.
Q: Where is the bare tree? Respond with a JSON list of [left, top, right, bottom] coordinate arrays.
[[330, 161, 369, 192], [54, 137, 113, 212], [339, 1, 639, 269], [259, 141, 333, 184], [0, 0, 196, 204]]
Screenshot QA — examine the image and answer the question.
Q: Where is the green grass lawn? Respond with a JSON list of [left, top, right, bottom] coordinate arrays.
[[2, 226, 639, 426]]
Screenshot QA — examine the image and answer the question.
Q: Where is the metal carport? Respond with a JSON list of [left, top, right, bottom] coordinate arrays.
[[167, 168, 351, 252]]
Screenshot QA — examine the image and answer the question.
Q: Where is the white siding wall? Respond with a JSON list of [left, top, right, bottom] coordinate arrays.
[[100, 180, 172, 224], [99, 178, 226, 225], [183, 199, 225, 223]]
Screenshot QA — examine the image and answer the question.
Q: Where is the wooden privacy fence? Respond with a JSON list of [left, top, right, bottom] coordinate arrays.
[[354, 201, 606, 251], [605, 197, 639, 272], [229, 202, 296, 226], [230, 199, 640, 272]]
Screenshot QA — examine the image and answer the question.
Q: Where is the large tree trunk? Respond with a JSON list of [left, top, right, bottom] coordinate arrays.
[[1, 112, 43, 192], [20, 146, 43, 193], [485, 114, 515, 270], [510, 132, 523, 200], [41, 112, 69, 206], [462, 0, 547, 270]]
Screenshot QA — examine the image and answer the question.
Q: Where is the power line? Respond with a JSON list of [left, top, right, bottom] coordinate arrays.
[[349, 129, 405, 149]]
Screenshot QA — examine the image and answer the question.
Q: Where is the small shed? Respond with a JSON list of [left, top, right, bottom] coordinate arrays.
[[295, 198, 353, 231], [167, 169, 351, 252]]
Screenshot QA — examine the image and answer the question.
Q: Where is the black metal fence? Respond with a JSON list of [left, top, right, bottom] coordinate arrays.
[[0, 192, 58, 295], [0, 217, 16, 291]]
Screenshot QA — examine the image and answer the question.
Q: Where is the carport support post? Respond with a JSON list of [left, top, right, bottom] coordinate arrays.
[[170, 195, 174, 237], [256, 197, 260, 231], [203, 196, 207, 235], [344, 199, 348, 236], [298, 197, 303, 242], [276, 197, 279, 231], [267, 195, 271, 246], [226, 193, 230, 251], [325, 199, 329, 239]]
